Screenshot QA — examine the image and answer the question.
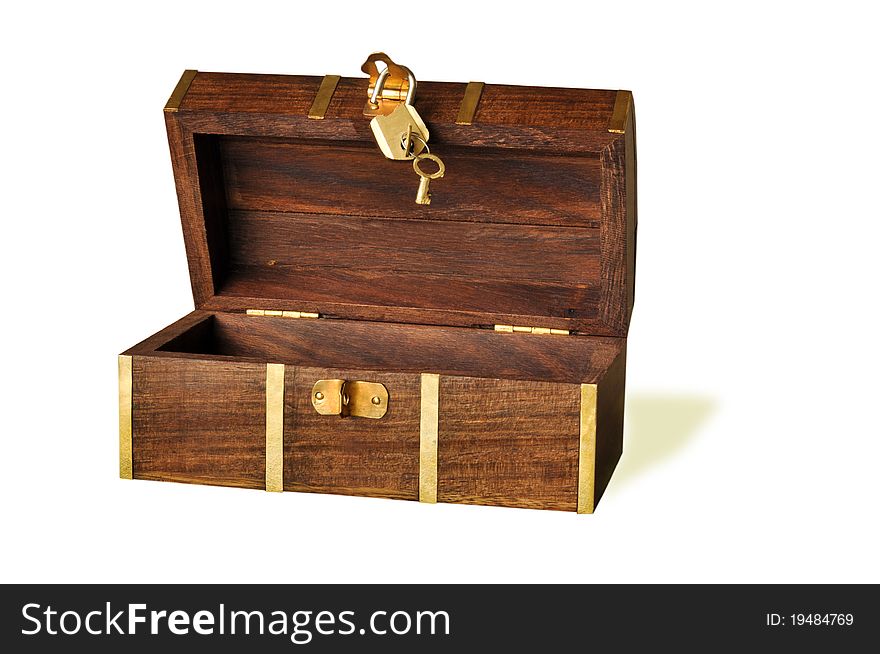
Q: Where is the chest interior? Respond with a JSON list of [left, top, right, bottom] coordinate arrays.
[[193, 134, 605, 328]]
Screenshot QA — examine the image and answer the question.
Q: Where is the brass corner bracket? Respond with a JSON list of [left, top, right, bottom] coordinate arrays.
[[419, 373, 439, 503], [577, 383, 598, 513], [265, 363, 285, 492], [164, 70, 197, 113], [608, 90, 633, 134], [118, 355, 133, 479], [308, 74, 341, 120], [455, 82, 484, 125]]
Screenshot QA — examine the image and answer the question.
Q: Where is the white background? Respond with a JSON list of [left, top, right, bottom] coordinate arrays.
[[1, 1, 878, 584]]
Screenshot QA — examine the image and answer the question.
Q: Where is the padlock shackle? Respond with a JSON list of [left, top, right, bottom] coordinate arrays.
[[369, 66, 417, 108]]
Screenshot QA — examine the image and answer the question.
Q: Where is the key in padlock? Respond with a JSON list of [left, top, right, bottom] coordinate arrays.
[[370, 103, 430, 160], [367, 65, 429, 160]]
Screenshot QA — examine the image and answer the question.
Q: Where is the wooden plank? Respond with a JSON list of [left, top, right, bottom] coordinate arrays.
[[594, 347, 627, 507], [131, 357, 265, 489], [220, 266, 599, 323], [203, 293, 615, 336], [180, 111, 618, 154], [284, 366, 421, 500], [220, 136, 603, 227], [180, 74, 617, 131], [164, 113, 216, 307], [200, 314, 624, 384], [438, 377, 580, 511], [599, 133, 631, 334], [625, 107, 638, 319], [227, 211, 600, 281]]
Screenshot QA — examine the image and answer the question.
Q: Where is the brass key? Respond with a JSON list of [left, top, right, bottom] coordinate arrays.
[[413, 153, 445, 205], [360, 54, 449, 202]]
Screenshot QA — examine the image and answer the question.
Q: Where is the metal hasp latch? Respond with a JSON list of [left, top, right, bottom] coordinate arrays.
[[362, 52, 416, 117], [312, 379, 389, 419]]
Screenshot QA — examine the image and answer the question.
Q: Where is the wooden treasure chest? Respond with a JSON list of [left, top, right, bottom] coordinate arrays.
[[118, 54, 637, 513]]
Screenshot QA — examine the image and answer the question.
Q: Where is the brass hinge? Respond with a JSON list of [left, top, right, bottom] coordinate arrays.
[[494, 324, 570, 335], [246, 309, 320, 319]]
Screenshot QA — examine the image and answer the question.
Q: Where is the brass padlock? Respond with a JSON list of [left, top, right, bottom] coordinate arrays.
[[363, 54, 429, 160], [370, 103, 429, 160]]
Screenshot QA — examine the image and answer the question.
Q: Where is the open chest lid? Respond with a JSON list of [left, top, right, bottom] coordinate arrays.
[[163, 57, 636, 337]]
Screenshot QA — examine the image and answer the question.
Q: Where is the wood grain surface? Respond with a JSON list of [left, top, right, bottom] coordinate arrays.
[[284, 366, 421, 500], [126, 317, 625, 510], [220, 136, 602, 226], [131, 356, 265, 489], [594, 347, 627, 507], [226, 211, 600, 276], [145, 312, 624, 384], [181, 74, 617, 129], [163, 72, 636, 337], [437, 377, 581, 511]]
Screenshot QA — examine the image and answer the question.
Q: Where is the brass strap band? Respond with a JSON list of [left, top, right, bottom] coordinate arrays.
[[577, 383, 598, 513], [608, 90, 632, 134], [419, 373, 440, 503], [455, 81, 485, 125], [308, 75, 341, 119], [118, 355, 133, 479], [164, 69, 198, 113], [265, 363, 285, 492]]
